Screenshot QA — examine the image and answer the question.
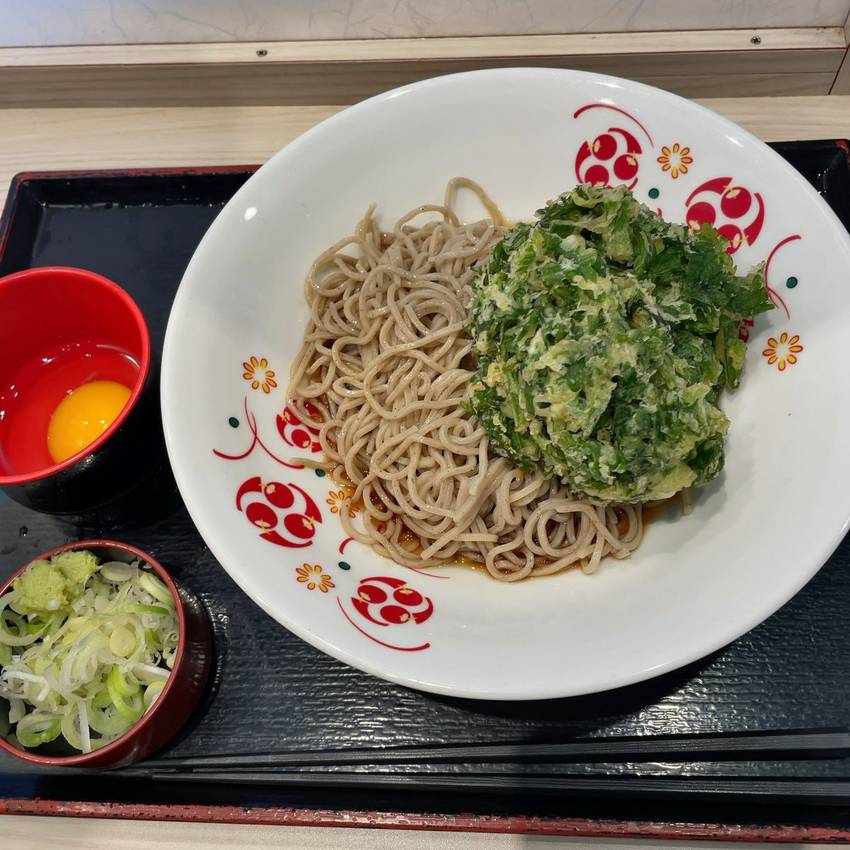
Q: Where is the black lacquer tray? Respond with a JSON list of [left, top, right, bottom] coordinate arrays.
[[2, 146, 850, 838]]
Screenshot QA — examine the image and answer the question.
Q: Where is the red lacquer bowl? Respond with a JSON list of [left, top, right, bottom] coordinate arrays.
[[0, 267, 156, 514], [0, 540, 212, 768]]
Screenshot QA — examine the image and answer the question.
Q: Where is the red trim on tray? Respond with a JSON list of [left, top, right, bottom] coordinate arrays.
[[2, 799, 850, 842]]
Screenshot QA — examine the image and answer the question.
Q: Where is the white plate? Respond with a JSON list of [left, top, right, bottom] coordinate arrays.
[[162, 68, 850, 700]]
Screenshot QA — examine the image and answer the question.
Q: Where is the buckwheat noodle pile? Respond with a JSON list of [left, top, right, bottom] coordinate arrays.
[[287, 178, 643, 581]]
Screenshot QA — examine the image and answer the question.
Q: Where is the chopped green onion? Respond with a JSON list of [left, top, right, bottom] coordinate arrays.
[[89, 733, 119, 751], [143, 680, 165, 711], [93, 686, 113, 709], [127, 604, 170, 616], [107, 676, 143, 723], [78, 702, 91, 753], [88, 705, 133, 737], [60, 704, 84, 751], [8, 697, 25, 724], [138, 573, 174, 607], [133, 662, 170, 682], [0, 551, 178, 752], [144, 629, 162, 651], [108, 664, 140, 698], [15, 712, 61, 747], [109, 625, 136, 657], [99, 562, 138, 583], [0, 597, 43, 647], [4, 670, 50, 701]]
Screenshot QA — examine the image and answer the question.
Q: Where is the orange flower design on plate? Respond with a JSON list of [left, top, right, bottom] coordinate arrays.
[[657, 143, 694, 179], [296, 563, 335, 593], [762, 332, 803, 372], [326, 489, 358, 518], [242, 355, 278, 394]]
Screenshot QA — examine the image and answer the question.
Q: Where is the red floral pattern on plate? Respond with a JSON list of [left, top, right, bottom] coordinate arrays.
[[277, 402, 322, 452], [236, 476, 322, 548], [685, 177, 765, 254], [762, 332, 803, 372], [214, 397, 303, 469], [573, 103, 654, 190], [296, 563, 335, 592], [763, 234, 802, 320], [657, 142, 693, 179], [337, 575, 434, 652], [242, 355, 278, 394], [326, 489, 358, 517]]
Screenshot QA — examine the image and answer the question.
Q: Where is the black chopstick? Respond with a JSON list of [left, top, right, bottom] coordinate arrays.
[[146, 728, 850, 771], [145, 770, 850, 805]]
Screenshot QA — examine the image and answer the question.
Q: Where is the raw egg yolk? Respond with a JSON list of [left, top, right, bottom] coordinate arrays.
[[47, 380, 132, 464]]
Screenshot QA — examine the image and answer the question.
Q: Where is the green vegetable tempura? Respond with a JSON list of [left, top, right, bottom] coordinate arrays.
[[467, 184, 774, 504]]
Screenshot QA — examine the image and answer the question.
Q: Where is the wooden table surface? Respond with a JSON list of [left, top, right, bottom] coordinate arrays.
[[1, 96, 849, 210], [1, 94, 850, 844]]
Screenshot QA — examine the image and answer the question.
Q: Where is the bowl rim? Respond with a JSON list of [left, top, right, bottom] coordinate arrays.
[[0, 539, 188, 766], [0, 266, 152, 486], [162, 65, 850, 700]]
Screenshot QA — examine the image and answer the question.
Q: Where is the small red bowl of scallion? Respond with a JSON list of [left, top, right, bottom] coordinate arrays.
[[0, 540, 212, 768]]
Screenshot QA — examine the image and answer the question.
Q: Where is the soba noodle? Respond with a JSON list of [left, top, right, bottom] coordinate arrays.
[[287, 179, 643, 581]]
